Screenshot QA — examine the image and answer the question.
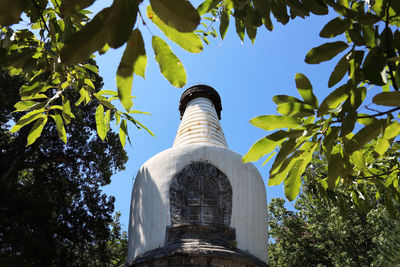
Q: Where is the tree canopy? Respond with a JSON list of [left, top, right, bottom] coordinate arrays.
[[0, 68, 128, 265], [269, 186, 400, 266], [1, 0, 400, 211]]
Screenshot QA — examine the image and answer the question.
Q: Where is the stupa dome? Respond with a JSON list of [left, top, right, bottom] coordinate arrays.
[[126, 85, 268, 266]]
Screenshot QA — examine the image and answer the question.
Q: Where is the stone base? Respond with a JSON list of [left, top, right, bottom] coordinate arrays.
[[125, 241, 268, 267]]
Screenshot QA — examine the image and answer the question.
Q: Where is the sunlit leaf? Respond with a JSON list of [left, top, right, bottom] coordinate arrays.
[[26, 116, 48, 146], [147, 5, 203, 53], [350, 150, 366, 171], [285, 159, 303, 200], [52, 113, 67, 143], [152, 36, 187, 87], [95, 104, 107, 140], [328, 54, 349, 88], [273, 95, 304, 105], [328, 144, 343, 189], [250, 115, 301, 130], [242, 131, 287, 162], [117, 29, 146, 111], [318, 84, 349, 115], [346, 119, 385, 154], [10, 109, 46, 133], [305, 41, 349, 64], [295, 73, 318, 108], [149, 0, 200, 32], [197, 0, 219, 15], [276, 102, 315, 117], [119, 119, 128, 147]]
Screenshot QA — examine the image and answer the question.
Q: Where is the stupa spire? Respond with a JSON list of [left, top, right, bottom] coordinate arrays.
[[173, 85, 227, 148]]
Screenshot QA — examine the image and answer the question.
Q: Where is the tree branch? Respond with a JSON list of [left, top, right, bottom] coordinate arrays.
[[357, 106, 400, 118], [385, 0, 399, 91]]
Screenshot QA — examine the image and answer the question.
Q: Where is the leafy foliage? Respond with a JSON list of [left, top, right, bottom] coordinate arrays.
[[0, 69, 128, 265], [243, 0, 400, 214], [269, 182, 400, 266], [2, 0, 400, 215]]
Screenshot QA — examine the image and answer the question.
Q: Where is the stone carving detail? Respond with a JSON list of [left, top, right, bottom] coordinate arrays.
[[169, 161, 232, 227]]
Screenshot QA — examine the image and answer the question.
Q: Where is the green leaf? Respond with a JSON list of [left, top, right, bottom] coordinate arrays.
[[348, 86, 366, 110], [328, 54, 349, 88], [235, 18, 245, 42], [295, 73, 318, 107], [340, 111, 357, 136], [13, 101, 39, 112], [253, 0, 273, 31], [350, 150, 366, 171], [269, 139, 297, 176], [106, 0, 138, 48], [285, 142, 317, 200], [262, 152, 276, 166], [244, 11, 257, 44], [305, 41, 349, 64], [383, 122, 400, 140], [197, 0, 219, 15], [269, 150, 302, 186], [276, 102, 315, 117], [320, 17, 351, 38], [0, 0, 28, 26], [60, 0, 95, 14], [273, 95, 304, 105], [149, 0, 200, 32], [10, 109, 45, 133], [117, 29, 146, 111], [286, 0, 309, 18], [147, 5, 203, 53], [374, 137, 390, 156], [52, 113, 67, 143], [318, 84, 349, 115], [219, 8, 230, 40], [285, 159, 303, 200], [152, 36, 187, 87], [119, 119, 128, 147], [243, 131, 287, 162], [26, 116, 48, 146], [250, 115, 301, 131], [61, 8, 110, 64], [346, 119, 385, 154], [361, 24, 375, 48], [372, 91, 400, 107], [126, 115, 155, 136], [62, 96, 75, 124], [95, 104, 107, 140], [362, 48, 387, 86], [302, 0, 328, 15], [270, 0, 289, 25], [327, 144, 343, 189]]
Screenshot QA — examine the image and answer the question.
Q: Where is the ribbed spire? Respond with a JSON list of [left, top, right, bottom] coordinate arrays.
[[173, 85, 227, 148]]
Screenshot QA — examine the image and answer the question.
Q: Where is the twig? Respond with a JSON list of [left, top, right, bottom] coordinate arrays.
[[385, 0, 399, 91]]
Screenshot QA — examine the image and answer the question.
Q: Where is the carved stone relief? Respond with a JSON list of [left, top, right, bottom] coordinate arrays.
[[169, 161, 232, 227]]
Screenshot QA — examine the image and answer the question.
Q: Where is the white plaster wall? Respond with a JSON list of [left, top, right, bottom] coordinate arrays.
[[127, 144, 268, 264]]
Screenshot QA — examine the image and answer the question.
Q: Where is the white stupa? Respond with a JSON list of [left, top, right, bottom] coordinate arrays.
[[126, 85, 268, 266]]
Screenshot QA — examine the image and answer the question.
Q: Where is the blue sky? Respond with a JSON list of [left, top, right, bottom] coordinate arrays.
[[91, 2, 338, 230]]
